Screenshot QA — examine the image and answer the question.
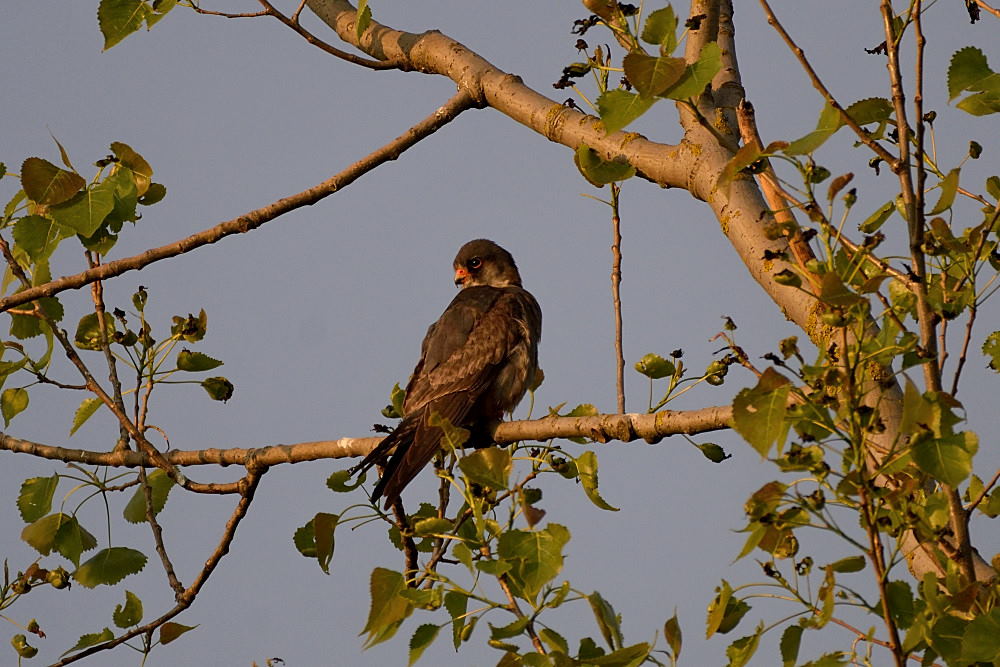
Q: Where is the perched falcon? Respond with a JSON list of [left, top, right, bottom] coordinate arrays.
[[354, 239, 542, 508]]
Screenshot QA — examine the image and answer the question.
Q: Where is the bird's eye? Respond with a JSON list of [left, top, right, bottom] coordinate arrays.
[[468, 257, 482, 270]]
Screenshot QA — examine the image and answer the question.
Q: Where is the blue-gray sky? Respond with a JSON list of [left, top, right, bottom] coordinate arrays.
[[2, 2, 998, 665]]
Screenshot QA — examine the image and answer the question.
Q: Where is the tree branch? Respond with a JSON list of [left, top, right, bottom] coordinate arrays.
[[0, 90, 477, 313], [0, 404, 733, 469]]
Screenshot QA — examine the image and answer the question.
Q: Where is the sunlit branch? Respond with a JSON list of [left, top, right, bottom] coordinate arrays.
[[0, 404, 734, 469], [0, 91, 476, 313]]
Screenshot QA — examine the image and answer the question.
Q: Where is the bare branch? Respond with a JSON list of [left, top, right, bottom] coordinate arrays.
[[0, 404, 734, 469], [0, 91, 476, 313], [757, 0, 898, 167], [255, 0, 400, 70]]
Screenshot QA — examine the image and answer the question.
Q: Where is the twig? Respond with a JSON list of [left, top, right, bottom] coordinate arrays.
[[975, 0, 1000, 18], [140, 465, 185, 596], [967, 468, 1000, 513], [52, 465, 266, 665], [255, 0, 399, 70], [187, 2, 268, 18], [86, 252, 131, 452], [0, 236, 185, 485], [0, 91, 477, 313], [610, 183, 625, 414], [389, 496, 419, 584], [757, 0, 897, 167]]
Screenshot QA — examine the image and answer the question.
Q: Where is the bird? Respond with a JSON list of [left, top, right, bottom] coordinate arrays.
[[352, 239, 542, 509]]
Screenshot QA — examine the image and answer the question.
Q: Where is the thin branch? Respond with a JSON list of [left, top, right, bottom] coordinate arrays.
[[757, 0, 897, 167], [187, 2, 268, 18], [86, 252, 131, 452], [255, 0, 400, 70], [967, 468, 1000, 513], [0, 236, 185, 486], [974, 0, 1000, 19], [140, 465, 185, 596], [0, 403, 735, 469], [0, 91, 477, 313], [53, 465, 266, 665], [610, 183, 625, 414]]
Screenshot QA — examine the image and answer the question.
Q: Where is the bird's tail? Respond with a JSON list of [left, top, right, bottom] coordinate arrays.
[[350, 416, 419, 506]]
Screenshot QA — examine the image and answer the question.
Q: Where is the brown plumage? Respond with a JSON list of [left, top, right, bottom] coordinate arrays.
[[353, 239, 542, 508]]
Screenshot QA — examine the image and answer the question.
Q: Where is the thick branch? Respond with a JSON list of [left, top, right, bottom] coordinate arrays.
[[0, 404, 733, 469]]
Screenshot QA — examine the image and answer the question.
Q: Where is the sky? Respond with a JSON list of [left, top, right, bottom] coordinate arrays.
[[1, 1, 999, 665]]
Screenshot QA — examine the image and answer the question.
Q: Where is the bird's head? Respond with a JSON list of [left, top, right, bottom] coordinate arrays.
[[453, 239, 523, 288]]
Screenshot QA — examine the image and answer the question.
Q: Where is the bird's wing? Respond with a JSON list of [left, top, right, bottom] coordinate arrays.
[[402, 285, 517, 415]]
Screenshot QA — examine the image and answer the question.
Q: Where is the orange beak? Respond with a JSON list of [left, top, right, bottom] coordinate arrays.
[[454, 267, 469, 287]]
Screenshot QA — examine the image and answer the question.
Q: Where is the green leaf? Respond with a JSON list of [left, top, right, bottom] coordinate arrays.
[[596, 90, 656, 135], [732, 368, 791, 457], [960, 608, 1000, 663], [577, 451, 619, 511], [408, 623, 440, 665], [930, 615, 966, 664], [176, 349, 223, 372], [929, 168, 960, 214], [458, 446, 511, 490], [20, 157, 84, 206], [784, 103, 842, 155], [489, 616, 530, 640], [664, 611, 682, 658], [622, 53, 685, 97], [444, 591, 468, 650], [17, 474, 59, 522], [327, 468, 364, 492], [957, 90, 1000, 115], [661, 42, 722, 101], [110, 142, 152, 196], [70, 397, 103, 436], [159, 621, 197, 645], [146, 0, 176, 27], [948, 46, 1000, 100], [984, 331, 1000, 371], [911, 431, 976, 485], [356, 0, 372, 40], [413, 517, 453, 536], [827, 555, 866, 573], [74, 312, 116, 351], [362, 568, 414, 648], [641, 6, 677, 52], [497, 524, 570, 603], [588, 591, 624, 650], [313, 512, 339, 574], [113, 590, 143, 628], [779, 624, 803, 667], [123, 469, 175, 523], [634, 352, 674, 379], [885, 580, 915, 629], [2, 387, 29, 425], [540, 627, 569, 655], [74, 546, 147, 588], [452, 541, 473, 572], [725, 624, 763, 667], [55, 515, 98, 566], [707, 580, 751, 638], [574, 143, 637, 187], [201, 376, 234, 401], [584, 642, 651, 666], [49, 179, 117, 237], [98, 0, 150, 50], [844, 97, 893, 126], [695, 442, 730, 462], [427, 411, 470, 451], [62, 628, 114, 656], [138, 182, 167, 205], [21, 513, 96, 563], [475, 558, 512, 576], [13, 215, 67, 263], [293, 519, 316, 557]]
